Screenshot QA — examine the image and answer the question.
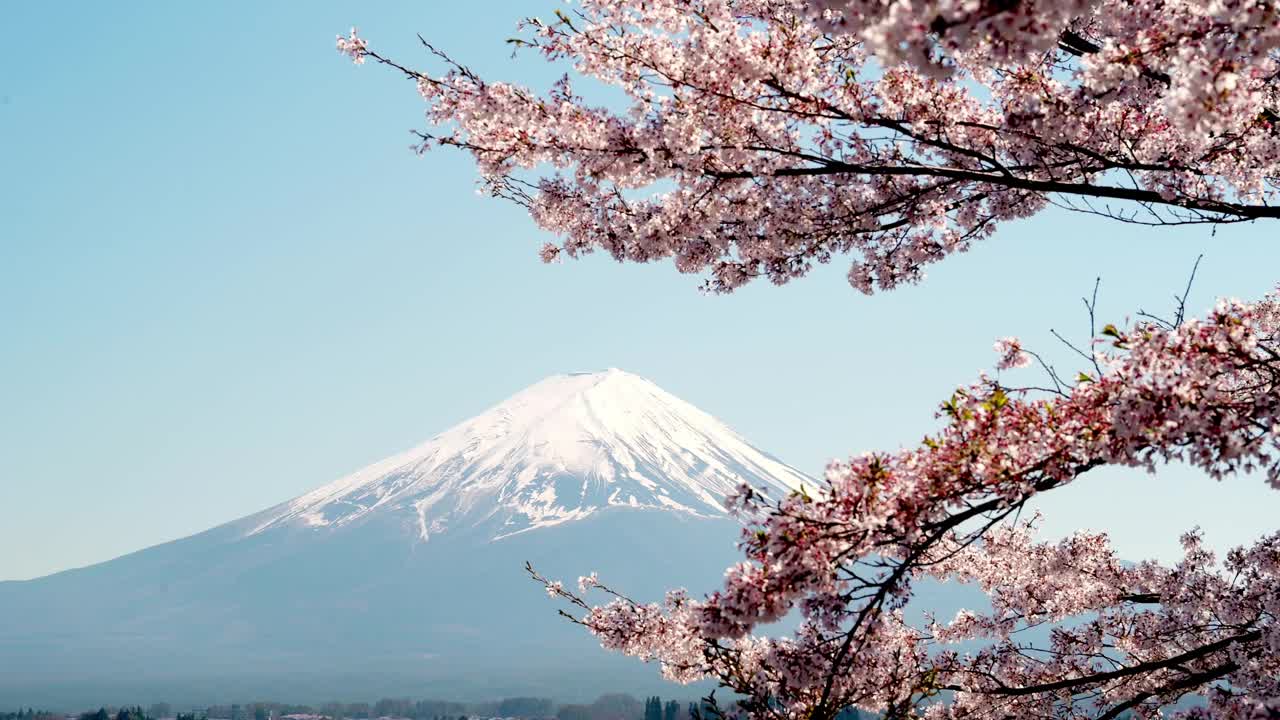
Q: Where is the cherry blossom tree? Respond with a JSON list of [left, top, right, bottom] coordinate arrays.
[[531, 292, 1280, 720], [338, 0, 1279, 293], [337, 2, 1280, 717]]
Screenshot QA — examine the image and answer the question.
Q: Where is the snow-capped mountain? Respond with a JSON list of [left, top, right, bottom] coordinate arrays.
[[0, 370, 815, 707], [238, 368, 809, 542]]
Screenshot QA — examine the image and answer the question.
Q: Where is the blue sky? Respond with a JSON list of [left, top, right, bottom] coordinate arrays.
[[2, 1, 1277, 581]]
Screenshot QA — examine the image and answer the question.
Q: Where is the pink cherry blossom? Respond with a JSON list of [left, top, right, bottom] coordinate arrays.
[[529, 290, 1280, 719], [339, 1, 1280, 293], [335, 28, 367, 65], [993, 336, 1032, 370]]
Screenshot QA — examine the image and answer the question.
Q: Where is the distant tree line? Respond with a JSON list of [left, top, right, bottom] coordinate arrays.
[[557, 693, 715, 720], [205, 695, 658, 720], [77, 707, 151, 720], [2, 709, 62, 720], [27, 693, 776, 720]]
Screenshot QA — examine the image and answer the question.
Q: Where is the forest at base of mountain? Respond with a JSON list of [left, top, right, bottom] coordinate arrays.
[[1, 694, 872, 720]]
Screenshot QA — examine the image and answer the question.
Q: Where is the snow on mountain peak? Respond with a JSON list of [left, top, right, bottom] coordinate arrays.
[[244, 369, 811, 541]]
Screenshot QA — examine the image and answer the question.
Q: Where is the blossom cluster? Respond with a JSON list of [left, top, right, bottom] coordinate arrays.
[[533, 290, 1280, 719], [339, 0, 1280, 293], [335, 28, 367, 65], [806, 0, 1280, 135], [993, 336, 1032, 371], [806, 0, 1099, 73]]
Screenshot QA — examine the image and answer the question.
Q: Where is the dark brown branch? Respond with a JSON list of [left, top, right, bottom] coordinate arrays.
[[1058, 31, 1101, 56], [705, 161, 1280, 220], [953, 630, 1260, 697], [1096, 660, 1238, 720]]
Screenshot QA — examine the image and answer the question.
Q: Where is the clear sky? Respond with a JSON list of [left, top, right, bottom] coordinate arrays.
[[2, 1, 1277, 582]]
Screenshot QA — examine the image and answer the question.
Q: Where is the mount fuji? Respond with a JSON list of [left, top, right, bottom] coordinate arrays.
[[238, 368, 810, 543], [0, 370, 814, 707]]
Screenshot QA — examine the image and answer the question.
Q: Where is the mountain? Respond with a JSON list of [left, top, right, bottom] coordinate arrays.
[[236, 368, 811, 542], [0, 370, 814, 707]]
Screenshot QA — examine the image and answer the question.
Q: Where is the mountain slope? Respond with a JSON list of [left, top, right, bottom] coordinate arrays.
[[0, 370, 813, 707]]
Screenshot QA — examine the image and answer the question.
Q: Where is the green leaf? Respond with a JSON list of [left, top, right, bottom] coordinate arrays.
[[989, 388, 1009, 409]]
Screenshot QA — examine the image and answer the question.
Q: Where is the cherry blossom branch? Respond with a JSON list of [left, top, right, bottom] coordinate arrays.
[[521, 289, 1280, 719], [336, 0, 1280, 294], [704, 160, 1280, 220], [949, 630, 1261, 696]]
